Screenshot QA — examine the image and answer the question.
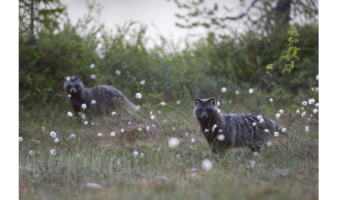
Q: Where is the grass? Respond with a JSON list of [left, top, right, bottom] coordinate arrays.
[[19, 100, 318, 200]]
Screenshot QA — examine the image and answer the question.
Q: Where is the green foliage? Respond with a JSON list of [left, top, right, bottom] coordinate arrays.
[[281, 26, 301, 74]]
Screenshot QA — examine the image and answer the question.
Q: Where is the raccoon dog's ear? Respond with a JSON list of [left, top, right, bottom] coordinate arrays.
[[208, 97, 216, 106], [195, 98, 202, 105]]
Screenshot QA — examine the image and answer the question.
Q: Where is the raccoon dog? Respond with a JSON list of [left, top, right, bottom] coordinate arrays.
[[64, 76, 137, 116], [194, 97, 291, 154]]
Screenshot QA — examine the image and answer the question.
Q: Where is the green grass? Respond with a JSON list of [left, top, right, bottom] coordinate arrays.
[[19, 102, 318, 200]]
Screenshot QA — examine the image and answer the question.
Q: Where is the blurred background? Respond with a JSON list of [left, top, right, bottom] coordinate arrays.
[[19, 0, 318, 119]]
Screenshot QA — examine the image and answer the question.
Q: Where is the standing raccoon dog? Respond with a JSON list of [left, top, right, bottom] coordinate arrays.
[[194, 97, 292, 154], [64, 76, 137, 116]]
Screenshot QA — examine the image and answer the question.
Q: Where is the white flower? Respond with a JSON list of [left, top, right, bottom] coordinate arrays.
[[311, 87, 315, 92], [279, 109, 284, 114], [191, 138, 195, 143], [185, 132, 189, 136], [282, 128, 287, 133], [315, 103, 319, 107], [111, 132, 116, 137], [92, 122, 94, 125], [54, 138, 59, 143], [176, 100, 180, 104], [135, 93, 142, 99], [68, 94, 71, 98], [168, 137, 180, 148], [138, 128, 142, 132], [250, 160, 256, 167], [316, 74, 319, 81], [90, 63, 95, 68], [149, 111, 153, 115], [50, 149, 56, 156], [264, 129, 270, 133], [42, 127, 45, 131], [301, 112, 306, 117], [235, 91, 239, 95], [81, 114, 86, 119], [50, 131, 57, 138], [217, 134, 225, 141], [111, 111, 116, 115], [302, 101, 307, 106], [201, 159, 212, 171], [249, 88, 254, 94], [316, 87, 319, 92], [160, 102, 166, 106], [97, 133, 102, 137], [91, 100, 97, 104], [296, 110, 300, 114], [66, 76, 70, 81], [67, 111, 73, 117], [140, 153, 144, 158], [217, 102, 220, 107], [219, 129, 223, 133], [146, 127, 150, 131], [152, 124, 156, 127], [259, 119, 265, 123], [133, 151, 139, 157], [84, 121, 88, 125], [81, 104, 87, 110], [257, 115, 262, 120], [172, 127, 175, 131], [276, 113, 281, 119], [121, 129, 124, 133], [252, 122, 256, 126], [212, 124, 217, 132], [253, 152, 259, 156], [140, 80, 146, 85], [158, 111, 161, 114], [29, 150, 35, 156], [128, 121, 132, 125], [70, 134, 76, 139], [217, 109, 221, 114], [90, 74, 96, 79], [19, 137, 23, 142], [136, 105, 141, 110], [308, 99, 316, 105], [115, 70, 121, 75], [305, 126, 309, 132], [150, 115, 155, 120], [274, 132, 279, 137], [205, 129, 209, 133], [266, 141, 272, 147], [313, 109, 318, 114], [221, 87, 227, 93], [270, 98, 273, 102]]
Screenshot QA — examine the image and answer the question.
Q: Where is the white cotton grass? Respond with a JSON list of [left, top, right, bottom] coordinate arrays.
[[301, 112, 306, 117], [128, 121, 132, 125], [138, 128, 142, 132], [121, 129, 124, 133], [150, 115, 155, 120], [274, 132, 279, 137], [140, 80, 146, 85], [296, 110, 300, 114], [219, 129, 223, 133], [111, 132, 116, 137], [146, 127, 150, 131], [81, 104, 87, 110], [70, 134, 76, 139], [259, 119, 265, 123], [191, 138, 195, 143], [282, 128, 287, 133], [253, 152, 259, 156], [252, 122, 256, 126], [266, 141, 272, 147], [249, 88, 254, 94], [276, 113, 281, 119], [140, 153, 144, 158], [308, 99, 316, 105], [279, 109, 284, 114], [42, 126, 45, 131], [217, 134, 225, 141], [217, 109, 221, 114], [135, 93, 142, 99], [201, 159, 213, 171], [91, 100, 97, 104], [212, 124, 217, 132], [90, 74, 96, 79], [54, 138, 59, 143], [66, 76, 70, 81], [313, 109, 318, 114], [315, 103, 319, 107], [115, 70, 121, 75], [160, 102, 166, 106], [235, 91, 239, 95], [90, 63, 95, 69], [257, 115, 262, 120], [111, 111, 116, 115], [29, 150, 35, 156], [97, 133, 103, 137], [185, 132, 189, 136], [84, 121, 88, 125], [264, 129, 270, 133], [19, 137, 23, 142], [205, 129, 210, 133], [133, 151, 139, 157], [81, 114, 86, 119], [168, 137, 180, 148], [172, 127, 176, 131], [67, 111, 73, 117], [221, 87, 227, 93], [50, 131, 57, 138], [68, 94, 71, 98], [305, 126, 310, 132], [50, 149, 56, 156], [136, 105, 141, 110], [217, 102, 220, 106], [270, 98, 273, 102], [176, 100, 180, 104], [302, 101, 307, 106], [316, 74, 319, 81]]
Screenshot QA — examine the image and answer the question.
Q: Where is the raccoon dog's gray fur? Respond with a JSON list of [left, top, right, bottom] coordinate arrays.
[[64, 76, 137, 116], [194, 97, 292, 154]]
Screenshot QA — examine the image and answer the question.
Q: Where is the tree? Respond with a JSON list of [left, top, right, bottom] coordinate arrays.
[[173, 0, 318, 34]]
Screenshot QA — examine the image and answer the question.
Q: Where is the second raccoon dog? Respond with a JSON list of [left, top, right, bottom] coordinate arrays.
[[64, 76, 137, 116], [194, 97, 291, 154]]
